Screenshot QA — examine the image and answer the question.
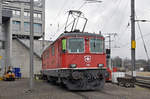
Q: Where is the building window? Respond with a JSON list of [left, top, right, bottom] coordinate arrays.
[[38, 13, 42, 19], [24, 22, 42, 33], [34, 13, 42, 20], [24, 11, 30, 18], [24, 22, 30, 32], [34, 13, 38, 18], [0, 41, 5, 49], [12, 10, 21, 17], [12, 21, 21, 32], [34, 23, 42, 33]]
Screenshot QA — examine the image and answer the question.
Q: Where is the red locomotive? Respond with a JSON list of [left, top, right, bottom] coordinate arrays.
[[41, 10, 108, 90], [42, 32, 107, 90]]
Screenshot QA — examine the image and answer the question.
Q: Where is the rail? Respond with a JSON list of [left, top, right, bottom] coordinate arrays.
[[123, 74, 150, 88], [136, 76, 150, 88]]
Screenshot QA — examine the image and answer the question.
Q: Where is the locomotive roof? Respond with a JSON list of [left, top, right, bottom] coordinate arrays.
[[58, 32, 104, 39], [43, 32, 104, 53]]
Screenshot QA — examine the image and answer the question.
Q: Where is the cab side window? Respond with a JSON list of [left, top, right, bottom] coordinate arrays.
[[51, 46, 55, 56]]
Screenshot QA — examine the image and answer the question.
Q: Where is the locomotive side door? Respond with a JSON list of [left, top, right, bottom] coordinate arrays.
[[57, 39, 64, 68]]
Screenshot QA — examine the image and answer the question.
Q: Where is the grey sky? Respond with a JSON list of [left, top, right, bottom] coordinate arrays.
[[45, 0, 150, 60]]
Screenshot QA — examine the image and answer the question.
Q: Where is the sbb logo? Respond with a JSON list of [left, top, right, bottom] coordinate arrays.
[[84, 55, 91, 63]]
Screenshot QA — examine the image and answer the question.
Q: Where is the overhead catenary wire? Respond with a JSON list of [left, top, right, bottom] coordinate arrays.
[[48, 0, 85, 40], [54, 0, 69, 21], [113, 0, 130, 47], [105, 0, 130, 49], [83, 0, 115, 32], [47, 0, 71, 40], [106, 0, 122, 23], [49, 0, 106, 40], [136, 15, 150, 61], [118, 20, 130, 39], [101, 0, 122, 29], [117, 0, 130, 34], [78, 1, 87, 10], [118, 32, 150, 48], [49, 0, 89, 40]]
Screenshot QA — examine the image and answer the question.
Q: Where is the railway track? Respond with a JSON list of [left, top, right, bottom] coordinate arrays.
[[71, 91, 90, 99], [136, 76, 150, 88], [69, 83, 119, 99], [125, 74, 150, 88], [64, 77, 150, 99]]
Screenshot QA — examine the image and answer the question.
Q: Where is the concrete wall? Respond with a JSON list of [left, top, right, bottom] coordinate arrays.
[[0, 9, 12, 70], [12, 39, 42, 78], [0, 1, 3, 41], [0, 50, 5, 71], [4, 20, 12, 68], [0, 0, 3, 69]]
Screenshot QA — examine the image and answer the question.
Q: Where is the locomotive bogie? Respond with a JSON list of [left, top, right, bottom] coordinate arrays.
[[42, 68, 106, 90]]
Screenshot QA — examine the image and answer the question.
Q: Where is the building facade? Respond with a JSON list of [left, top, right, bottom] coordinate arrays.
[[0, 0, 47, 77], [3, 0, 45, 39], [0, 1, 12, 71], [11, 39, 51, 78]]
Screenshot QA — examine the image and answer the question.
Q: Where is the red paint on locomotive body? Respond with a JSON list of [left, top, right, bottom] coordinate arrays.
[[42, 33, 106, 70], [42, 32, 108, 90], [61, 54, 106, 68], [42, 40, 61, 69]]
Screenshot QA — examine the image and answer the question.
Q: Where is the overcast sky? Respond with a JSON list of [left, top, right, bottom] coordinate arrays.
[[45, 0, 150, 60]]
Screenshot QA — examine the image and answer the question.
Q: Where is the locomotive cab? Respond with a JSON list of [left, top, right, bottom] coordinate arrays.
[[60, 34, 106, 70]]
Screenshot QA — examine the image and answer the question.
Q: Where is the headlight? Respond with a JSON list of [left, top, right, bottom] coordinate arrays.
[[98, 64, 104, 67], [70, 64, 77, 68]]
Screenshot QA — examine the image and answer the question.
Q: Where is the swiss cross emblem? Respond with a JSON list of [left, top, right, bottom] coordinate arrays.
[[84, 55, 91, 63]]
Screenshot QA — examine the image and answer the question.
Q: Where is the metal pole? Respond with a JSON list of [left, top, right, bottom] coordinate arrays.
[[105, 33, 117, 70], [131, 0, 136, 77], [0, 1, 2, 41], [108, 35, 112, 70], [0, 0, 3, 72], [42, 0, 45, 50], [30, 0, 34, 91], [0, 0, 2, 30]]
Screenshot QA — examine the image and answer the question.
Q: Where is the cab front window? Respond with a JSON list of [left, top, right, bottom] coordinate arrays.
[[68, 38, 84, 53], [90, 38, 104, 53]]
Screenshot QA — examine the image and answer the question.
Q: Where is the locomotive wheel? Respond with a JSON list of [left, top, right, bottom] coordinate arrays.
[[130, 83, 135, 88], [42, 74, 47, 80], [118, 82, 124, 87], [66, 79, 105, 90], [47, 76, 58, 84], [125, 82, 131, 88], [65, 79, 86, 90]]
